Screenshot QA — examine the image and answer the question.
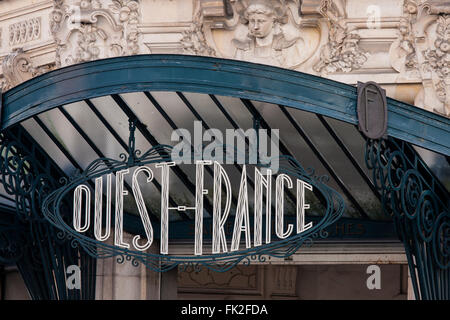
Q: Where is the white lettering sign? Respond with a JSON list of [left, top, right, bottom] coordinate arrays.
[[73, 161, 313, 255]]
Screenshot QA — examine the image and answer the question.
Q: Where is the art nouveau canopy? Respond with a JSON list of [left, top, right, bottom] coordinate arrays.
[[0, 55, 448, 299]]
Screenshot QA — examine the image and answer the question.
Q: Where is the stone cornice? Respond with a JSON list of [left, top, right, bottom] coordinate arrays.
[[0, 0, 53, 22]]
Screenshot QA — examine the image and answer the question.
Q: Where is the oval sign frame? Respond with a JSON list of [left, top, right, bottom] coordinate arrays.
[[42, 144, 345, 273], [357, 81, 388, 139]]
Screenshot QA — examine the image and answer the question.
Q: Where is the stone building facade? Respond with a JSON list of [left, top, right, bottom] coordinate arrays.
[[0, 0, 447, 300], [2, 0, 450, 116]]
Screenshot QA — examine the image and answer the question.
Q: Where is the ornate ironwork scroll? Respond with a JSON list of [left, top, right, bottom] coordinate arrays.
[[42, 120, 345, 273], [366, 137, 449, 300], [0, 125, 96, 299]]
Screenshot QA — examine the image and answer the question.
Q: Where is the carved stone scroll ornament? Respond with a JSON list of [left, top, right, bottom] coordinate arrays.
[[181, 1, 217, 56], [1, 49, 50, 91], [422, 14, 450, 116], [389, 18, 420, 76], [416, 1, 450, 116], [391, 1, 450, 116], [313, 0, 369, 74], [50, 0, 141, 68]]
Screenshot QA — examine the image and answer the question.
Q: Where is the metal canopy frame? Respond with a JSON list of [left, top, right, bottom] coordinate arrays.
[[0, 54, 448, 300], [1, 54, 449, 156]]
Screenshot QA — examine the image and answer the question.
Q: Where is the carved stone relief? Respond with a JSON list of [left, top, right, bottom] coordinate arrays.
[[389, 1, 421, 77], [1, 48, 50, 91], [178, 265, 262, 296], [389, 0, 450, 116], [206, 0, 320, 70], [181, 1, 217, 56], [177, 265, 300, 299], [389, 18, 419, 76], [189, 0, 369, 75], [313, 0, 369, 74], [422, 14, 450, 115], [0, 0, 449, 117], [50, 0, 141, 68], [229, 0, 308, 68], [8, 17, 41, 46]]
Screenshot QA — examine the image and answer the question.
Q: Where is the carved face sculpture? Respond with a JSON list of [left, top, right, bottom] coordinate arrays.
[[246, 3, 275, 38]]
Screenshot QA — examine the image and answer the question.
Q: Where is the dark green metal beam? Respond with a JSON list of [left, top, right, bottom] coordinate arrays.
[[0, 55, 448, 156]]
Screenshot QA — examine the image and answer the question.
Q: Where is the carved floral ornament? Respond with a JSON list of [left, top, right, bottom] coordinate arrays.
[[389, 0, 450, 116], [422, 14, 450, 115], [50, 0, 140, 67]]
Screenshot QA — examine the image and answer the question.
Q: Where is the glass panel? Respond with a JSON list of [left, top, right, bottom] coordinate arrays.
[[15, 92, 395, 223], [90, 95, 152, 154], [181, 92, 256, 201], [285, 107, 385, 220], [90, 95, 196, 220], [214, 95, 254, 130], [247, 102, 352, 217], [21, 118, 76, 175], [120, 92, 176, 146], [131, 92, 249, 217], [62, 101, 125, 161], [321, 116, 386, 219], [414, 146, 450, 192], [37, 108, 98, 170], [120, 91, 203, 210], [325, 117, 372, 177], [60, 100, 168, 219]]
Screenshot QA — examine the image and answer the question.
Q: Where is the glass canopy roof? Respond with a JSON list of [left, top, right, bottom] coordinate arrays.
[[0, 90, 397, 226]]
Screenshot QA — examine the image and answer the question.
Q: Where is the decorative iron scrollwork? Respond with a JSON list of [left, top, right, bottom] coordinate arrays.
[[365, 137, 449, 300], [0, 126, 96, 299]]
